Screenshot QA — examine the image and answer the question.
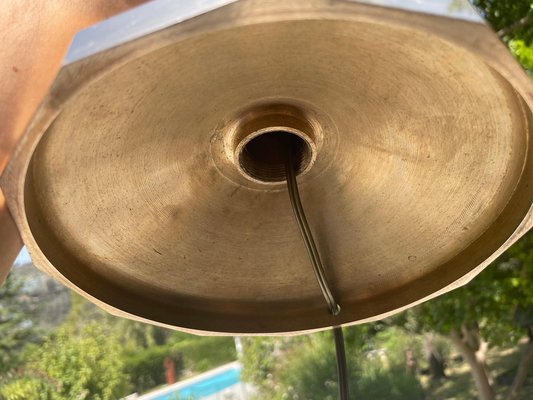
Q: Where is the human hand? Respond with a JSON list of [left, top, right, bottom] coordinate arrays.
[[0, 0, 148, 282]]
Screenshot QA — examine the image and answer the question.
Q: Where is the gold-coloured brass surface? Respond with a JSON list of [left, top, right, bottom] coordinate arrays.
[[2, 0, 533, 334]]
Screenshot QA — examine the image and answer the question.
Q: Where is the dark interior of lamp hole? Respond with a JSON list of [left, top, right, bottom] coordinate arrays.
[[239, 130, 311, 182]]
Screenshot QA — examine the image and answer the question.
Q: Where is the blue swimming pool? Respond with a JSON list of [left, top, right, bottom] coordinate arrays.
[[151, 366, 241, 400]]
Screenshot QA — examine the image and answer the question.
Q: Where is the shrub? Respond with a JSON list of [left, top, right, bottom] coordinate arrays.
[[171, 336, 236, 373], [123, 345, 183, 394]]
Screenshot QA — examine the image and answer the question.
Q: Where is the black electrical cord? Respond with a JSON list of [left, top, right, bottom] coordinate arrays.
[[284, 147, 340, 316], [285, 144, 350, 400], [334, 326, 349, 400]]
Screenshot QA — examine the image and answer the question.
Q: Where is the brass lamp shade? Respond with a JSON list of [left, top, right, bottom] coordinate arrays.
[[2, 0, 533, 335]]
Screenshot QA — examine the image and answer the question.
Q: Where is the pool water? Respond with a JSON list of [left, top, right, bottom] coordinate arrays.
[[152, 366, 241, 400]]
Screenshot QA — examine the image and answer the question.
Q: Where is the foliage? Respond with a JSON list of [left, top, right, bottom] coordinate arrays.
[[241, 333, 350, 400], [170, 333, 237, 373], [0, 273, 39, 374], [0, 284, 239, 399], [357, 362, 424, 400], [0, 321, 128, 400], [278, 333, 344, 400], [241, 336, 280, 397], [470, 1, 533, 44], [0, 376, 51, 400], [509, 38, 533, 73], [406, 233, 533, 399], [63, 294, 236, 394], [242, 326, 424, 400], [371, 326, 423, 368], [468, 1, 533, 74], [36, 322, 127, 399], [123, 345, 183, 394], [417, 232, 533, 345]]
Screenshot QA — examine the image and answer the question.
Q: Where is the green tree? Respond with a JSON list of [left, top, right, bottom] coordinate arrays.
[[169, 332, 237, 373], [241, 326, 424, 400], [469, 0, 533, 74], [0, 321, 129, 400], [0, 273, 38, 374], [470, 1, 533, 43], [415, 233, 533, 400], [123, 345, 183, 394], [0, 376, 52, 400]]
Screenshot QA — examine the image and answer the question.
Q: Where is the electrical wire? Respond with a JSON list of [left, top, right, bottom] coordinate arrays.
[[284, 148, 340, 316], [334, 326, 349, 400], [285, 145, 349, 400]]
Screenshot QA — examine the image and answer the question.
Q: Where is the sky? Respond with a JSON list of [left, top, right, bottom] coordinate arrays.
[[14, 246, 31, 265]]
